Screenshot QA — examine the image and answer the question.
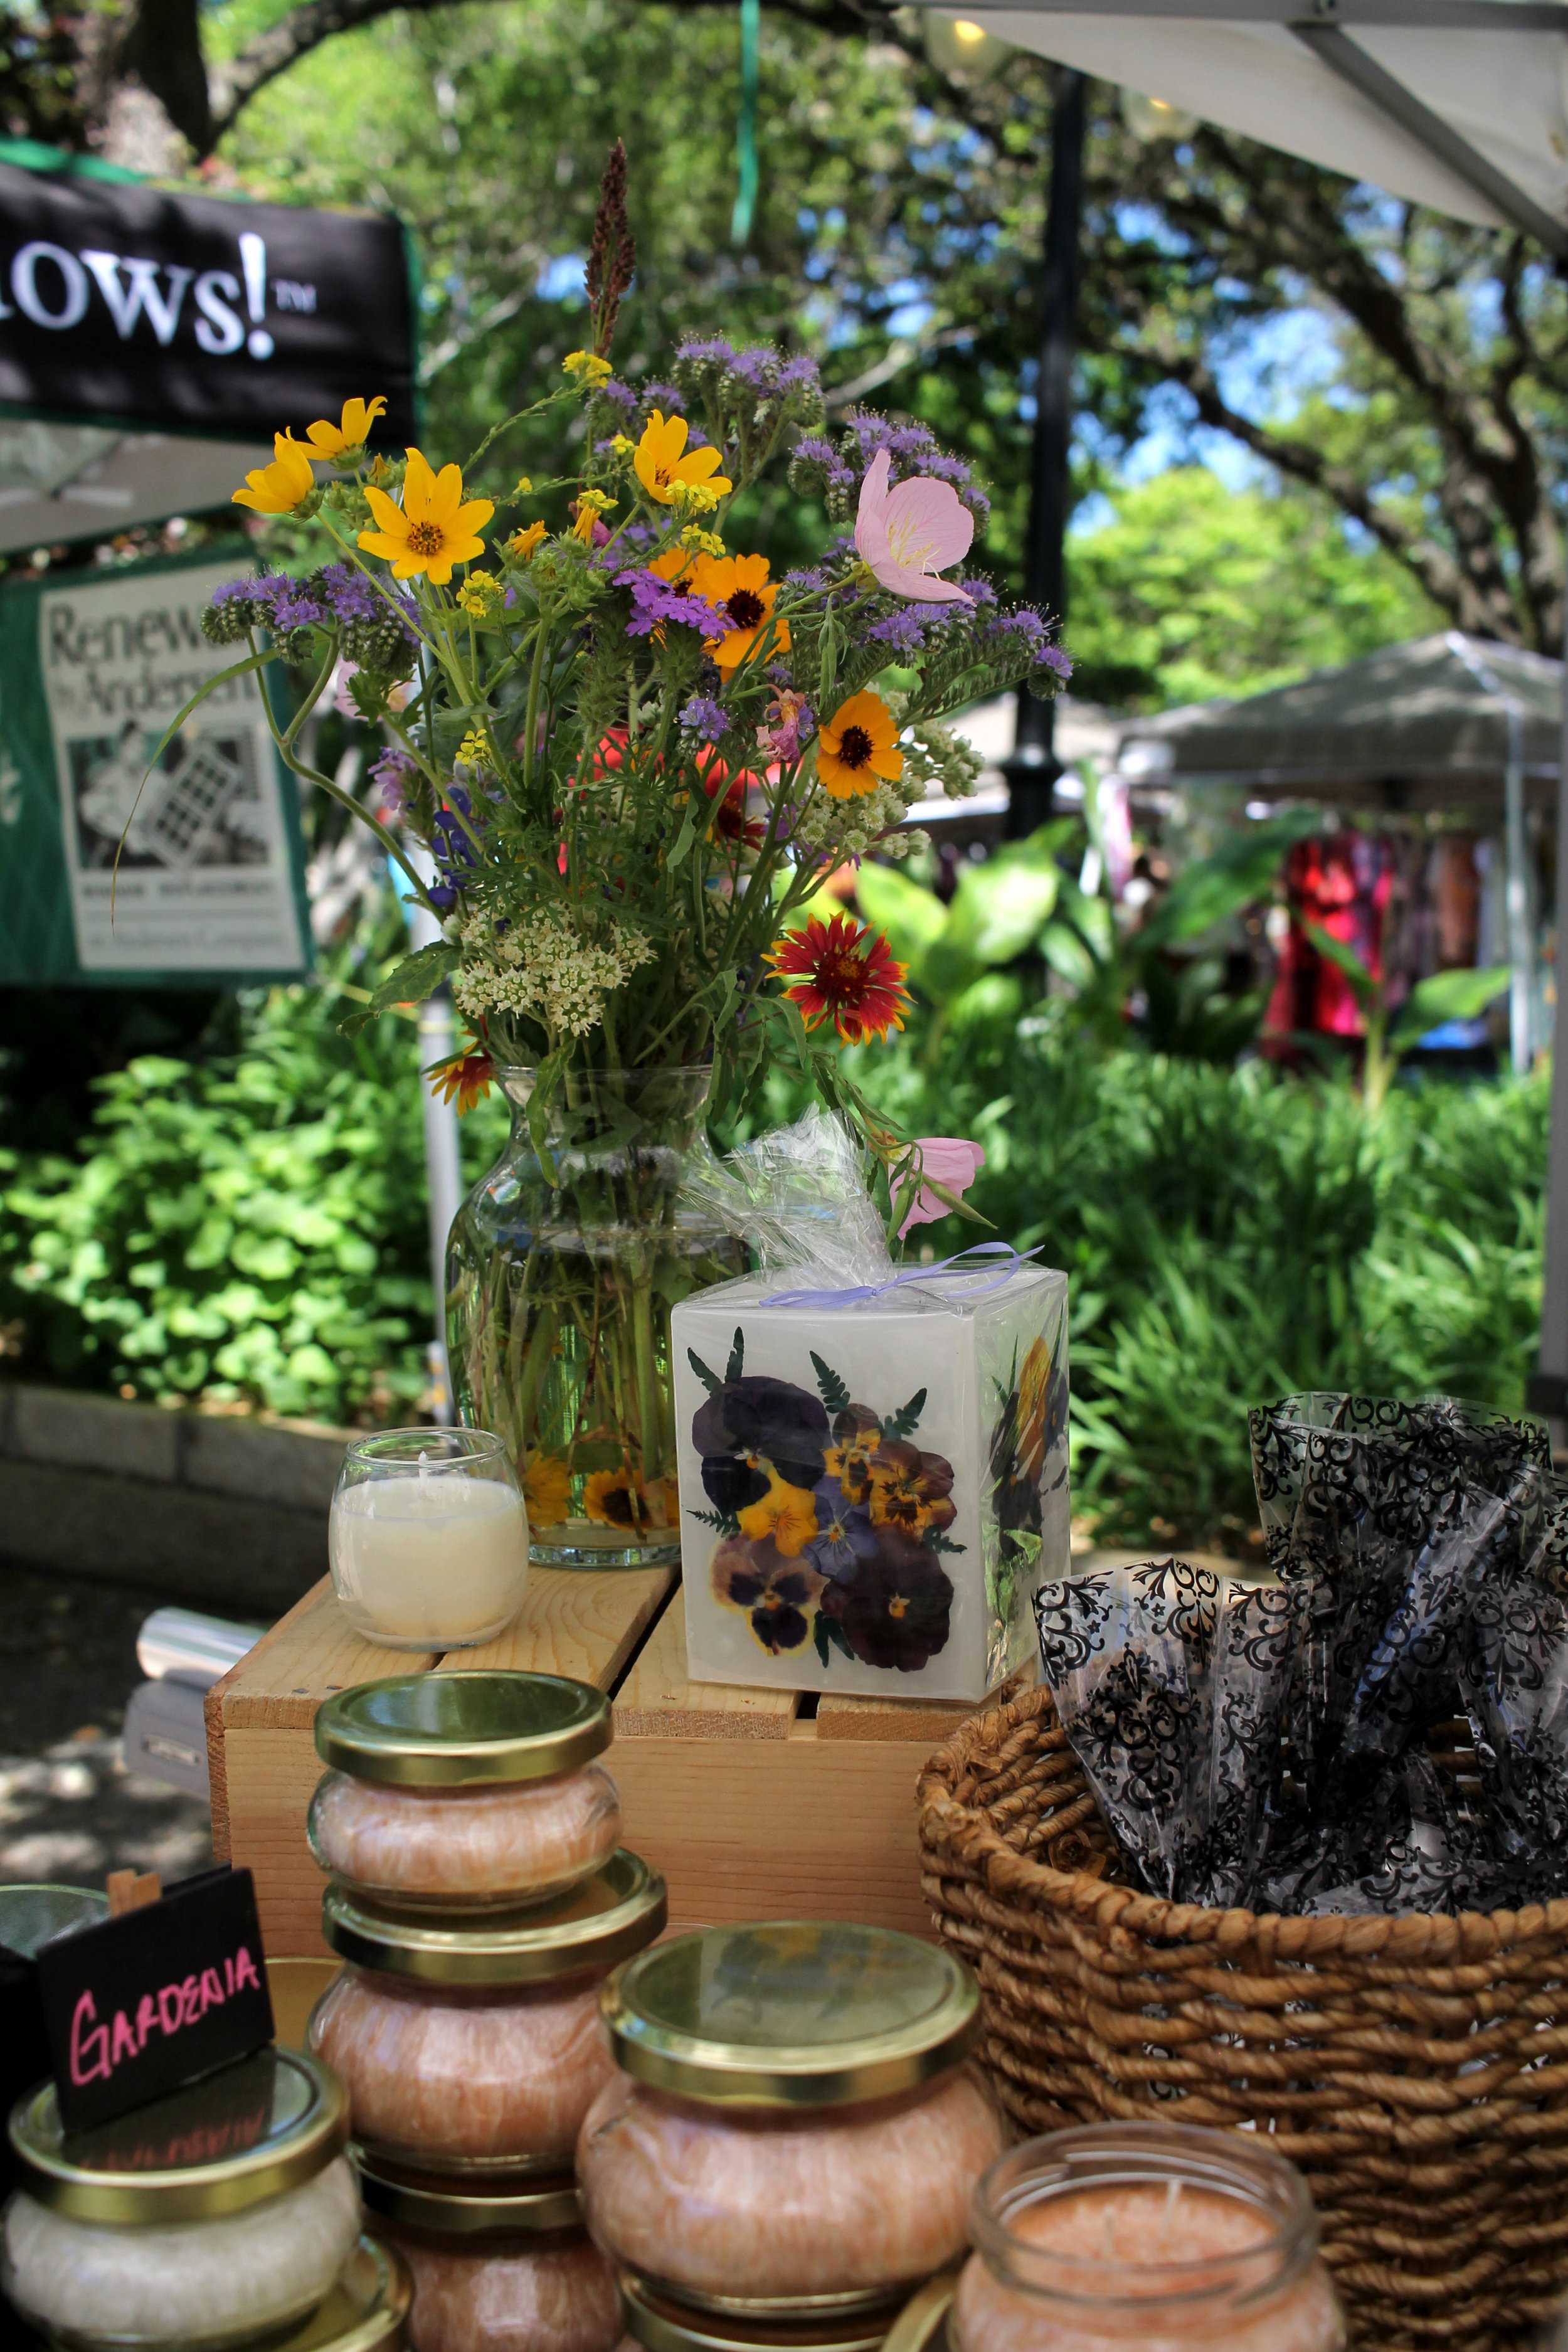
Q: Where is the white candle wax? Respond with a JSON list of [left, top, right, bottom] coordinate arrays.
[[330, 1473, 529, 1645]]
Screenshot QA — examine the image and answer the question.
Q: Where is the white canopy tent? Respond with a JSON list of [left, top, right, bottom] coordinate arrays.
[[908, 0, 1568, 1418]]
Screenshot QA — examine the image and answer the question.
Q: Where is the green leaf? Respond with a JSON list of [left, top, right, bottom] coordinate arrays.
[[667, 792, 701, 867], [942, 827, 1070, 964], [813, 1612, 834, 1669], [926, 1532, 968, 1555], [1387, 965, 1508, 1052], [370, 943, 460, 1016], [818, 1611, 857, 1662], [687, 1347, 722, 1396], [854, 859, 950, 972], [724, 1325, 744, 1384], [1299, 918, 1379, 1007], [810, 1350, 850, 1414], [884, 1387, 927, 1438], [690, 1505, 741, 1535], [1146, 810, 1322, 946]]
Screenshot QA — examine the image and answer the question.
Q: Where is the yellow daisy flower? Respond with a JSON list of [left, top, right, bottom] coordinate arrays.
[[583, 1468, 679, 1531], [302, 395, 386, 461], [736, 1473, 819, 1559], [232, 433, 315, 517], [817, 689, 903, 800], [635, 410, 733, 507], [358, 448, 494, 585], [692, 552, 790, 675], [509, 521, 548, 562], [522, 1454, 572, 1527]]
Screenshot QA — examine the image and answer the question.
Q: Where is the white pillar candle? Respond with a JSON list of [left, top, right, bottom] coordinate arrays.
[[330, 1472, 529, 1646]]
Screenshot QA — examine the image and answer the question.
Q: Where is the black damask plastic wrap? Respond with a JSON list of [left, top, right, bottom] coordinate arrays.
[[1033, 1394, 1560, 1916]]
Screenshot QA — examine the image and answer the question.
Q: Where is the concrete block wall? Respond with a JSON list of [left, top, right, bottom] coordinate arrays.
[[0, 1384, 347, 1616]]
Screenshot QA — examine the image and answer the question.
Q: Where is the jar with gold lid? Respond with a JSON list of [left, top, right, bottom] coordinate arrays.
[[358, 2157, 620, 2352], [953, 2126, 1346, 2352], [309, 1673, 621, 1914], [3, 2044, 363, 2349], [310, 1851, 665, 2178], [576, 1921, 1005, 2315]]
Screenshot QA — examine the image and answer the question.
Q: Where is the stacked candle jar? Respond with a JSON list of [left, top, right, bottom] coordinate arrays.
[[305, 1670, 666, 2352], [3, 2042, 413, 2351], [576, 1919, 1010, 2352]]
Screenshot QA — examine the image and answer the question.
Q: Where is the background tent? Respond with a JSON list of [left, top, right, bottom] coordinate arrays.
[[1115, 630, 1559, 1071]]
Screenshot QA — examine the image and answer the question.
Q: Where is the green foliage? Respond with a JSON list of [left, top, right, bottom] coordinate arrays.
[[0, 972, 1546, 1552], [834, 1020, 1549, 1551], [0, 988, 435, 1423], [1066, 471, 1444, 710]]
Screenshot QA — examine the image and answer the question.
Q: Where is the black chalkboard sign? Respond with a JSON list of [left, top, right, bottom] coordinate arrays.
[[35, 1866, 274, 2132]]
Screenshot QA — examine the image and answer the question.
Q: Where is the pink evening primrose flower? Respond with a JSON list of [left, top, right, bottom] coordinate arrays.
[[855, 447, 976, 606], [896, 1136, 986, 1238]]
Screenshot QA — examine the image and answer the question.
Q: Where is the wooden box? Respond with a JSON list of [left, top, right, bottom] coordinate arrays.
[[206, 1565, 996, 1958]]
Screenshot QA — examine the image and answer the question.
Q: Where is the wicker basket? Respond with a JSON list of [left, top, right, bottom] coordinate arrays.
[[918, 1682, 1568, 2352]]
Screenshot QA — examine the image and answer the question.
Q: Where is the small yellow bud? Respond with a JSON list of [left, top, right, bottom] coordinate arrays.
[[514, 475, 533, 495], [563, 351, 613, 386], [508, 520, 548, 562], [680, 525, 726, 554], [669, 479, 721, 515]]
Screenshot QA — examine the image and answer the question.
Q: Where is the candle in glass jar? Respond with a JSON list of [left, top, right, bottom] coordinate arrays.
[[955, 2127, 1345, 2352], [331, 1472, 527, 1646]]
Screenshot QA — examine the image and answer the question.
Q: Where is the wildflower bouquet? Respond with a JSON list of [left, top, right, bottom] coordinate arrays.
[[190, 148, 1068, 1565]]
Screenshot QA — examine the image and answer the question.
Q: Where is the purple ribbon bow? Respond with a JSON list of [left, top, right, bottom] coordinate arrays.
[[760, 1241, 1043, 1311]]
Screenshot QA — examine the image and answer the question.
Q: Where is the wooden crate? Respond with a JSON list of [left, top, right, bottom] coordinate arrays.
[[206, 1567, 997, 1959]]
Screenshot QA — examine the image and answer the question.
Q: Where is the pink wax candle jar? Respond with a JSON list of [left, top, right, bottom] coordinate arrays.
[[953, 2124, 1345, 2352], [577, 1921, 1006, 2314], [358, 2160, 622, 2352], [310, 1851, 665, 2179], [309, 1673, 622, 1914]]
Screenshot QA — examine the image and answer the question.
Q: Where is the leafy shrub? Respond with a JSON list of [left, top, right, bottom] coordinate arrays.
[[834, 1014, 1549, 1549], [0, 985, 1547, 1540], [0, 989, 440, 1423]]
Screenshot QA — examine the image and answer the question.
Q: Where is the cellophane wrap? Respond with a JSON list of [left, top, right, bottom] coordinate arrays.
[[670, 1113, 1070, 1704], [677, 1106, 894, 1290], [1035, 1393, 1559, 1914]]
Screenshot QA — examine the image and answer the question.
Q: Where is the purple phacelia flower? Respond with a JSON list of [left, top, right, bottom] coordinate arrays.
[[317, 562, 379, 621], [777, 354, 820, 389], [613, 567, 725, 639], [1040, 644, 1073, 679], [793, 435, 836, 469], [867, 608, 930, 652], [600, 378, 639, 412], [371, 744, 416, 812], [956, 576, 997, 607], [677, 336, 736, 366], [783, 566, 829, 593], [679, 693, 729, 741]]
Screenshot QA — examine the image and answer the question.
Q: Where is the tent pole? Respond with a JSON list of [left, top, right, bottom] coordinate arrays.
[[1532, 593, 1568, 1439], [1002, 65, 1086, 837]]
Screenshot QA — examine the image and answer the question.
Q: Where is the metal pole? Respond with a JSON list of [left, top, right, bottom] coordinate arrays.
[[398, 845, 462, 1424], [1000, 65, 1086, 838], [1530, 590, 1568, 1436]]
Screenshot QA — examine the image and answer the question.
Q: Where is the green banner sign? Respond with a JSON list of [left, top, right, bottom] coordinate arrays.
[[0, 545, 312, 985]]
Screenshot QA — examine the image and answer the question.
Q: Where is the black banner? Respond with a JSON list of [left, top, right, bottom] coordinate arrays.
[[36, 1866, 274, 2131], [0, 158, 417, 443]]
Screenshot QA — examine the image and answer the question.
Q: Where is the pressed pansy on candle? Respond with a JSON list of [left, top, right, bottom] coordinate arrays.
[[177, 140, 1066, 1565]]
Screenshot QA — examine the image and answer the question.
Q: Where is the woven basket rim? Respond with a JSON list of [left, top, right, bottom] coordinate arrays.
[[917, 1682, 1568, 1961]]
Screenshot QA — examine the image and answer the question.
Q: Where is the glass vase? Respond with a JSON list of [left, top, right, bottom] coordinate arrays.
[[447, 1065, 743, 1569]]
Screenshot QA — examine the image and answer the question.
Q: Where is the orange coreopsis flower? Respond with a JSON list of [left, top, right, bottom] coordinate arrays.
[[765, 913, 911, 1045], [817, 690, 903, 800], [692, 552, 790, 674]]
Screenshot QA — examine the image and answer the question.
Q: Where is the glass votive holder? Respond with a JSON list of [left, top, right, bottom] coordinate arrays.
[[953, 2122, 1347, 2352], [329, 1428, 529, 1650]]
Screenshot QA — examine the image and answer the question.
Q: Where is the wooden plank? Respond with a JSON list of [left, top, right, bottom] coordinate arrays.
[[615, 1727, 940, 1939], [219, 1725, 336, 1956], [218, 1579, 435, 1730], [432, 1564, 672, 1688], [814, 1654, 1034, 1744], [615, 1592, 798, 1740], [813, 1691, 975, 1745]]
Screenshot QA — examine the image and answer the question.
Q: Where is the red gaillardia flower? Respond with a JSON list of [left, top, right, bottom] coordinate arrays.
[[765, 913, 911, 1045]]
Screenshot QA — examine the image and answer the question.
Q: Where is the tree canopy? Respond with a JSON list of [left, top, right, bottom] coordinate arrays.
[[2, 0, 1562, 677]]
